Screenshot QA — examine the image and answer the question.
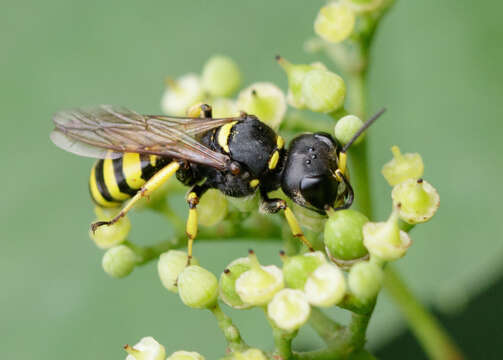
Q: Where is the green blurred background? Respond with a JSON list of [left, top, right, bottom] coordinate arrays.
[[2, 0, 502, 358]]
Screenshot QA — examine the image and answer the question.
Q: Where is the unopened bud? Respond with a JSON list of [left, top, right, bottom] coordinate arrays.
[[201, 55, 241, 97], [267, 289, 310, 332], [363, 208, 412, 261], [276, 56, 326, 109], [211, 98, 239, 118], [348, 261, 383, 301], [334, 114, 365, 145], [314, 2, 356, 43], [166, 351, 205, 360], [158, 250, 199, 293], [235, 251, 284, 306], [102, 245, 137, 278], [161, 74, 204, 116], [304, 263, 346, 307], [324, 209, 369, 261], [282, 251, 326, 289], [197, 189, 228, 227], [124, 336, 165, 360], [232, 349, 267, 360], [301, 68, 346, 113], [382, 146, 424, 186], [392, 179, 440, 224], [178, 265, 218, 309], [90, 207, 131, 249], [219, 257, 252, 309], [236, 82, 286, 130]]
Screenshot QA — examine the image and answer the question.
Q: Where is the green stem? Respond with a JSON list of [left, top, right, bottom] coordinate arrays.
[[210, 303, 247, 352], [383, 266, 464, 360], [272, 326, 295, 360], [308, 307, 343, 344]]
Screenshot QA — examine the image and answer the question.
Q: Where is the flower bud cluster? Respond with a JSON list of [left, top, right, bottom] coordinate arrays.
[[124, 336, 205, 360]]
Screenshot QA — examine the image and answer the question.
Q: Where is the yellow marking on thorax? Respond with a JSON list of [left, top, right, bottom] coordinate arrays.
[[122, 153, 146, 190], [89, 164, 120, 208], [249, 179, 260, 188], [103, 158, 130, 201], [268, 150, 280, 170], [276, 135, 285, 149], [217, 121, 238, 153]]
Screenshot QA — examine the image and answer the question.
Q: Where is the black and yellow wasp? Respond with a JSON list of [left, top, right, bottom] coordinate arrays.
[[51, 104, 383, 263]]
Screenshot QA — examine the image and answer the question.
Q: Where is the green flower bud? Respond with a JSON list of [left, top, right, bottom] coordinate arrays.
[[281, 251, 326, 289], [211, 98, 239, 118], [267, 289, 311, 332], [227, 193, 259, 213], [363, 208, 412, 261], [348, 261, 383, 301], [178, 265, 218, 309], [392, 179, 440, 224], [381, 146, 424, 186], [90, 207, 131, 249], [276, 56, 326, 109], [197, 189, 228, 227], [236, 82, 286, 130], [158, 250, 199, 293], [314, 2, 356, 43], [102, 245, 137, 278], [201, 55, 241, 97], [161, 74, 204, 116], [235, 251, 284, 306], [304, 263, 346, 307], [342, 0, 383, 13], [167, 351, 205, 360], [324, 209, 369, 261], [219, 257, 252, 309], [124, 336, 166, 360], [334, 114, 365, 145], [301, 68, 346, 113], [231, 349, 267, 360]]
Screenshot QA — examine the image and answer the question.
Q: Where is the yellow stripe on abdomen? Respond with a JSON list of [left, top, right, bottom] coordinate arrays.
[[89, 163, 120, 208], [103, 158, 130, 201], [122, 153, 146, 190]]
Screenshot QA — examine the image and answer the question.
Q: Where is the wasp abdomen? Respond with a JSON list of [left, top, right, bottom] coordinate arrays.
[[89, 153, 167, 208]]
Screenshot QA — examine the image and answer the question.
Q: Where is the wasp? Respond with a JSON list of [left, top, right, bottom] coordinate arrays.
[[51, 104, 384, 263]]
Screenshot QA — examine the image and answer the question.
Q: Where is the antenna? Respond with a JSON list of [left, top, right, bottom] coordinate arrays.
[[341, 108, 386, 153]]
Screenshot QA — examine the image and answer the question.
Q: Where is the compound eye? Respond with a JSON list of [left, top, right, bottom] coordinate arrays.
[[300, 175, 339, 211]]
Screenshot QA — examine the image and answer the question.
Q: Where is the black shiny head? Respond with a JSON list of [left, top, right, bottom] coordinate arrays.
[[281, 133, 345, 213]]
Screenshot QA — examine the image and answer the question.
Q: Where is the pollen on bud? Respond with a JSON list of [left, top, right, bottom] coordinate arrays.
[[314, 2, 356, 43], [363, 208, 412, 261], [166, 350, 205, 360], [124, 336, 166, 360], [90, 207, 131, 249], [201, 55, 241, 97], [301, 68, 346, 113], [392, 179, 440, 224], [304, 263, 346, 307], [231, 348, 268, 360], [235, 251, 284, 306], [102, 245, 137, 278], [267, 289, 311, 332], [324, 209, 369, 262], [334, 114, 365, 145], [158, 250, 199, 293], [219, 257, 252, 309], [282, 251, 326, 289], [161, 73, 204, 116], [178, 265, 218, 309], [197, 189, 228, 227], [236, 82, 286, 130], [348, 261, 383, 301], [382, 146, 424, 186], [276, 56, 326, 109]]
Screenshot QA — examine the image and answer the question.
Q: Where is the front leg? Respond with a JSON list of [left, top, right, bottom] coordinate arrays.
[[260, 191, 314, 252]]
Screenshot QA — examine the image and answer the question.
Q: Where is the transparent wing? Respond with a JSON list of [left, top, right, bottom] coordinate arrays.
[[51, 105, 241, 170]]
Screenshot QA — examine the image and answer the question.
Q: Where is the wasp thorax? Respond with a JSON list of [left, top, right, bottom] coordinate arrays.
[[282, 133, 342, 212]]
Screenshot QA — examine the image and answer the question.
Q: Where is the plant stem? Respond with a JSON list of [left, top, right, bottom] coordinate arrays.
[[383, 266, 464, 360], [210, 304, 247, 352], [308, 307, 343, 344], [272, 326, 295, 360]]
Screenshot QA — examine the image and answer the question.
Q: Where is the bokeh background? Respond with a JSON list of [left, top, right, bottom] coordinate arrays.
[[2, 0, 502, 359]]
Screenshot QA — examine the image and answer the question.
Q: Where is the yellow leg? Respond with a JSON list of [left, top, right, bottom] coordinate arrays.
[[91, 161, 180, 232], [338, 151, 347, 177], [283, 207, 314, 251], [185, 192, 199, 265]]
